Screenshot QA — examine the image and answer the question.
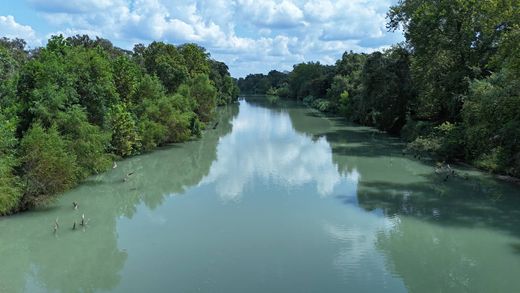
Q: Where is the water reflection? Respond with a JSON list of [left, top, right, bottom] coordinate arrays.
[[200, 100, 359, 201], [1, 98, 520, 293], [0, 105, 238, 293]]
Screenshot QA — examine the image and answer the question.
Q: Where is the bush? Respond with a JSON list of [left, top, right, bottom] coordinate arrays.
[[20, 123, 78, 207], [311, 99, 331, 112], [138, 119, 167, 151], [56, 106, 111, 178], [0, 113, 22, 215], [0, 158, 21, 215], [462, 69, 520, 176], [107, 104, 141, 157], [302, 95, 316, 105], [400, 118, 435, 142], [406, 122, 463, 161]]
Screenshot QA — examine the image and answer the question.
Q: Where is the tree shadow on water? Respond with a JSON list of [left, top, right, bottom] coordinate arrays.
[[511, 243, 520, 254], [354, 173, 520, 238]]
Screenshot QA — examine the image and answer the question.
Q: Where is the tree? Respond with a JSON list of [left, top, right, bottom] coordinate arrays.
[[131, 74, 166, 115], [56, 106, 111, 179], [0, 113, 21, 215], [357, 47, 414, 133], [463, 68, 520, 176], [288, 62, 332, 100], [178, 43, 210, 78], [112, 55, 142, 103], [107, 104, 140, 157], [67, 46, 119, 126], [142, 42, 188, 93], [388, 0, 517, 122], [181, 74, 217, 122], [209, 60, 239, 105], [326, 75, 349, 113], [20, 123, 78, 207], [0, 34, 237, 215]]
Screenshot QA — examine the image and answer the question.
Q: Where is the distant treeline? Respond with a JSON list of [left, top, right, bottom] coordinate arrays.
[[0, 35, 239, 215], [238, 0, 520, 178]]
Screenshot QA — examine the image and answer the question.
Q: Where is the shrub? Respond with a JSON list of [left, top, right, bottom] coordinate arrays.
[[20, 123, 78, 207]]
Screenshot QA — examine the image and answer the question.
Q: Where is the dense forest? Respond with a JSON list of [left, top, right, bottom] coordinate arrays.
[[0, 35, 239, 215], [238, 0, 520, 179]]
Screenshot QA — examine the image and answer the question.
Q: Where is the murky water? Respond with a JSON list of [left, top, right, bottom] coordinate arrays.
[[1, 98, 519, 293]]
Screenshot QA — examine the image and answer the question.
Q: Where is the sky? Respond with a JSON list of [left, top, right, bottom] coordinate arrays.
[[0, 0, 404, 77]]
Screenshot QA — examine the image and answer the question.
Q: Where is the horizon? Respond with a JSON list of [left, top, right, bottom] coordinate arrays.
[[0, 0, 404, 78]]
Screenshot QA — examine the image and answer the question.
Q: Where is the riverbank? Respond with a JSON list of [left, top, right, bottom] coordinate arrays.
[[0, 36, 240, 216], [293, 96, 520, 186]]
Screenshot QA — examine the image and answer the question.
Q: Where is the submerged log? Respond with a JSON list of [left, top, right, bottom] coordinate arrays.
[[80, 214, 85, 226]]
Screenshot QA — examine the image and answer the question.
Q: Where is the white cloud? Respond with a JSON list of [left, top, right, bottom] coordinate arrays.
[[0, 15, 40, 46], [25, 0, 403, 76], [237, 0, 305, 28], [303, 0, 335, 21]]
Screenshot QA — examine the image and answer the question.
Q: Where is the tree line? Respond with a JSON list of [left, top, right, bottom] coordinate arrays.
[[238, 0, 520, 179], [0, 35, 239, 215]]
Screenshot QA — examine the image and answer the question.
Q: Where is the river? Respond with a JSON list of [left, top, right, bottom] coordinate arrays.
[[1, 98, 519, 293]]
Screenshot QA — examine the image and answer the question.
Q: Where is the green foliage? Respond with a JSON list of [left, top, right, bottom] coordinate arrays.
[[131, 74, 166, 114], [406, 122, 464, 160], [400, 118, 434, 142], [67, 46, 119, 125], [107, 104, 140, 157], [183, 74, 217, 122], [302, 95, 316, 105], [112, 55, 141, 103], [0, 113, 22, 215], [237, 74, 272, 94], [0, 44, 24, 111], [209, 60, 239, 105], [138, 119, 167, 151], [139, 94, 193, 144], [289, 62, 333, 100], [338, 90, 350, 115], [0, 35, 234, 215], [274, 83, 290, 98], [388, 0, 518, 122], [266, 92, 279, 105], [311, 99, 331, 112], [355, 47, 414, 133], [56, 106, 111, 179], [20, 123, 78, 207], [326, 75, 349, 112], [462, 69, 520, 176], [178, 43, 210, 77], [237, 70, 287, 96], [406, 137, 442, 159], [17, 46, 78, 131], [0, 157, 21, 215], [140, 42, 188, 93]]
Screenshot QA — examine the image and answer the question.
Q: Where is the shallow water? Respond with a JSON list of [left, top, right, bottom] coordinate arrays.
[[1, 98, 519, 293]]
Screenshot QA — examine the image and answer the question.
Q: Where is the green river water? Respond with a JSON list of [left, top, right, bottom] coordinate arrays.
[[1, 98, 519, 293]]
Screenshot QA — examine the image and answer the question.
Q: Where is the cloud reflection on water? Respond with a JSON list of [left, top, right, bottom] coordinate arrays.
[[200, 100, 359, 201]]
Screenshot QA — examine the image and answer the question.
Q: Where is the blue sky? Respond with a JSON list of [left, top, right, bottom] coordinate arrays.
[[0, 0, 404, 77]]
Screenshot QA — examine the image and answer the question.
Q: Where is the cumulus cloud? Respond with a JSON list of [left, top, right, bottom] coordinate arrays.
[[22, 0, 403, 76], [0, 15, 40, 46], [237, 0, 305, 28]]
